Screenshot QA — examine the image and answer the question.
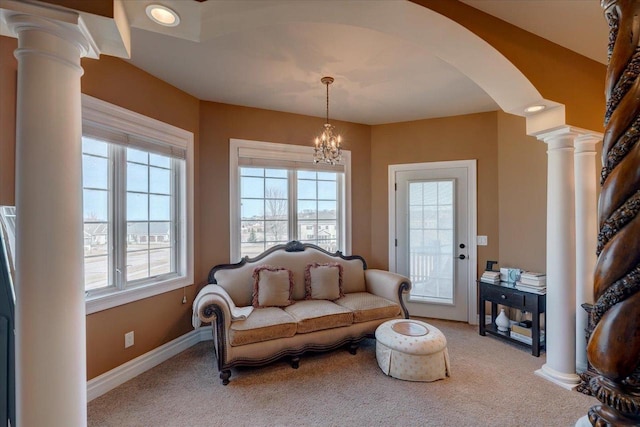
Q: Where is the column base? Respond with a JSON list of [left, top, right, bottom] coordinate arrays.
[[535, 364, 581, 390]]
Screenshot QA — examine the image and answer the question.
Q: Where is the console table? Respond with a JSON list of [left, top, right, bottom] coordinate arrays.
[[478, 281, 546, 356]]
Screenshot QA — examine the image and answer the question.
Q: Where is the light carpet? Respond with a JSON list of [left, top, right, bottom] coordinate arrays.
[[88, 318, 596, 426]]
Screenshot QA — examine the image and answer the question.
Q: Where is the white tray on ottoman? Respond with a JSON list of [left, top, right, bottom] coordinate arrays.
[[375, 319, 450, 382]]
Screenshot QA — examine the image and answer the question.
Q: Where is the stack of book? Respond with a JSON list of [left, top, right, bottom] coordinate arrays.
[[480, 270, 500, 284], [510, 323, 545, 345], [515, 271, 546, 294]]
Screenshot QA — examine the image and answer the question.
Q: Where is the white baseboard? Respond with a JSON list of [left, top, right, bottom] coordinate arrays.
[[87, 326, 213, 401]]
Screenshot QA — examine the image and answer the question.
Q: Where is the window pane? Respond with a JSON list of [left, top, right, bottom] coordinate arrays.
[[149, 153, 170, 168], [438, 206, 453, 229], [265, 169, 287, 178], [424, 182, 437, 205], [127, 193, 148, 221], [318, 201, 336, 219], [83, 155, 108, 189], [410, 206, 423, 229], [127, 222, 148, 251], [298, 221, 316, 239], [265, 178, 287, 197], [127, 148, 148, 164], [82, 137, 108, 157], [127, 162, 148, 193], [438, 181, 453, 204], [150, 222, 171, 248], [410, 183, 423, 206], [297, 179, 316, 199], [241, 199, 264, 220], [318, 181, 336, 200], [241, 167, 264, 177], [83, 189, 108, 222], [317, 172, 336, 181], [150, 166, 171, 194], [424, 206, 437, 229], [265, 198, 287, 220], [298, 200, 317, 219], [241, 177, 264, 198], [298, 171, 316, 180], [84, 255, 109, 290], [149, 248, 171, 276], [241, 220, 265, 243], [264, 220, 288, 241], [127, 250, 149, 281], [84, 223, 109, 256], [150, 195, 171, 221]]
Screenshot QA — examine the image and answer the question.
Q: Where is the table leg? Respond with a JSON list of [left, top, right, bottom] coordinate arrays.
[[479, 292, 486, 336], [532, 309, 541, 357]]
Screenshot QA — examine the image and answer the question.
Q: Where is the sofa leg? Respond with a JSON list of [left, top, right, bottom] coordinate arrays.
[[291, 357, 300, 369], [220, 370, 231, 385], [349, 343, 359, 355]]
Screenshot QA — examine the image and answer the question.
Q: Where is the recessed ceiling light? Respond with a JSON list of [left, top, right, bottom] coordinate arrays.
[[145, 4, 180, 27], [524, 104, 546, 114]]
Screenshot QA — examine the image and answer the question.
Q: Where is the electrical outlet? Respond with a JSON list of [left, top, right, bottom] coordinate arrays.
[[477, 235, 488, 246], [125, 331, 134, 348]]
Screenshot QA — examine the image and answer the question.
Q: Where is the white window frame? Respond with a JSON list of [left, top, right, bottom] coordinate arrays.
[[229, 138, 351, 261], [82, 94, 194, 314]]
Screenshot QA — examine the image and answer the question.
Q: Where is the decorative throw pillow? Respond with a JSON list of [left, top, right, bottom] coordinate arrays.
[[252, 265, 294, 308], [304, 263, 344, 300]]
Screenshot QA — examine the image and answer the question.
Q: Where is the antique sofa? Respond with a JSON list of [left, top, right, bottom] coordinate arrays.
[[193, 241, 411, 385]]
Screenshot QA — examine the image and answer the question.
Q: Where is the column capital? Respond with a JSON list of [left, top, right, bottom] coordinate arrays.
[[0, 0, 130, 59], [535, 125, 603, 145], [574, 133, 603, 154]]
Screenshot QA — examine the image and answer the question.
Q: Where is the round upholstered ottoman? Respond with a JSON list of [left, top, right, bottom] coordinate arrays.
[[375, 319, 450, 382]]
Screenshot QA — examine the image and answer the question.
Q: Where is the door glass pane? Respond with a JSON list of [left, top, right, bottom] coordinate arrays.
[[408, 180, 454, 304]]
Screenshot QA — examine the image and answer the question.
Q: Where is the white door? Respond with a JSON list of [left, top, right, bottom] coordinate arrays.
[[390, 160, 476, 322]]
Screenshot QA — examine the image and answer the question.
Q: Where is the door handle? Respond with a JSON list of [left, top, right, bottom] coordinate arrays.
[[458, 254, 466, 260]]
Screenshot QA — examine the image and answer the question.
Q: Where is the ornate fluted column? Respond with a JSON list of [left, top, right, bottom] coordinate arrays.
[[534, 129, 581, 390], [574, 135, 601, 373], [7, 11, 92, 427], [580, 0, 640, 425]]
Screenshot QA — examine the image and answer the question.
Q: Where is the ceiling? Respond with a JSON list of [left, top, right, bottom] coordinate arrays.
[[121, 0, 608, 126]]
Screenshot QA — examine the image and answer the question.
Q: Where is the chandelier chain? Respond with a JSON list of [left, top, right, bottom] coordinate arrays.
[[326, 80, 330, 123]]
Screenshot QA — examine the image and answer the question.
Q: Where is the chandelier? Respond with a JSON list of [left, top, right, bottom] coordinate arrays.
[[313, 76, 342, 165]]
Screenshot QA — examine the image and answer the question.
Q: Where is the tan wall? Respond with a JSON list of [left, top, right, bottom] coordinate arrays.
[[496, 112, 547, 272], [0, 37, 17, 206], [370, 112, 500, 278], [414, 0, 606, 132], [80, 56, 201, 379], [198, 101, 372, 281]]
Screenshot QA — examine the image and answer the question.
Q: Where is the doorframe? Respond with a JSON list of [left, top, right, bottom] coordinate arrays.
[[388, 160, 478, 325]]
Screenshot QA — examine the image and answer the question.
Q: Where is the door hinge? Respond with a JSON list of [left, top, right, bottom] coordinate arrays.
[[394, 183, 397, 191], [395, 239, 398, 247]]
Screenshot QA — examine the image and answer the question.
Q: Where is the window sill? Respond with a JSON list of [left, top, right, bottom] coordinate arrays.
[[86, 275, 193, 315]]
